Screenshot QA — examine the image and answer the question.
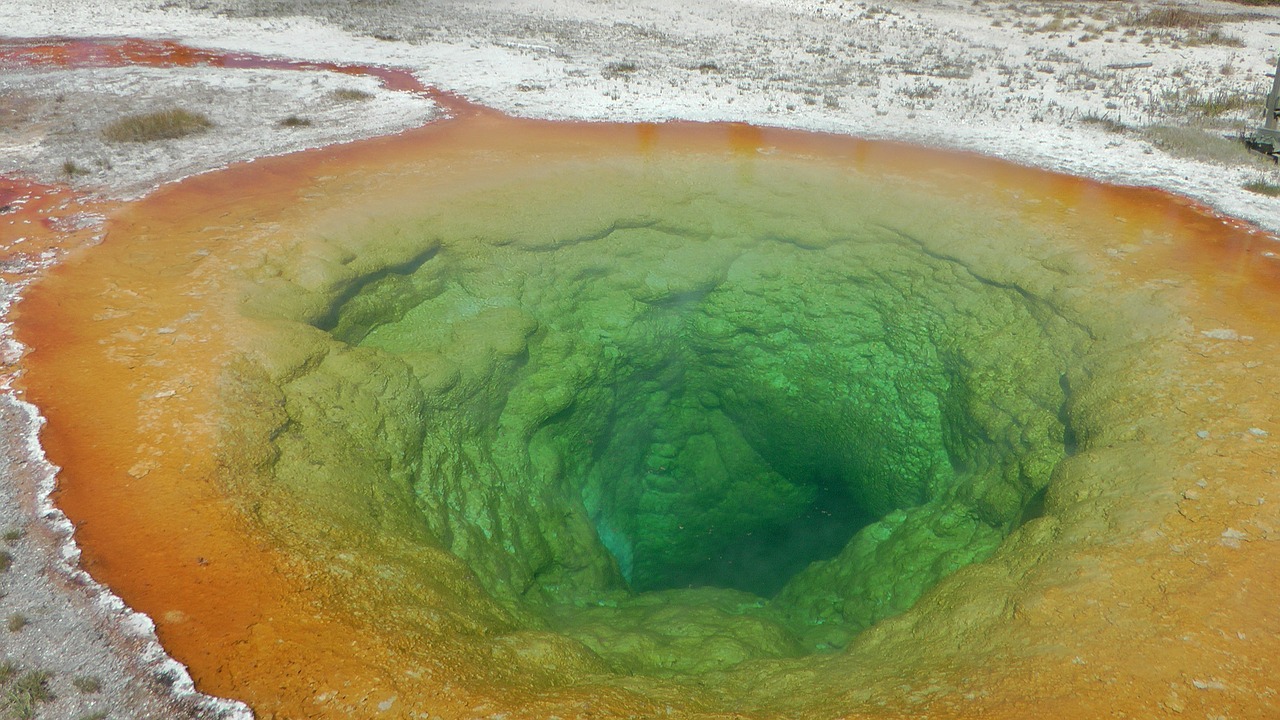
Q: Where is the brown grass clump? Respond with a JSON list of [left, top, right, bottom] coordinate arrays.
[[1184, 28, 1245, 47], [602, 61, 638, 79], [1118, 7, 1247, 45], [329, 88, 374, 102], [1079, 113, 1127, 134], [1126, 7, 1230, 29], [102, 108, 213, 143], [4, 671, 53, 720], [61, 160, 91, 177], [1243, 180, 1280, 197], [1160, 88, 1252, 118], [1143, 125, 1254, 165], [72, 675, 102, 694]]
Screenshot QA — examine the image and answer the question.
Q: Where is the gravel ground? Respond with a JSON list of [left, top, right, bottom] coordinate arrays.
[[1, 63, 439, 196], [1, 0, 1279, 717]]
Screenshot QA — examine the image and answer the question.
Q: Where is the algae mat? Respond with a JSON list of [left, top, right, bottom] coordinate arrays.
[[16, 112, 1280, 719]]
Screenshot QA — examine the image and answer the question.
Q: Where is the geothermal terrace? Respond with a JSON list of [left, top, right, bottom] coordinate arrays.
[[1, 1, 1279, 719]]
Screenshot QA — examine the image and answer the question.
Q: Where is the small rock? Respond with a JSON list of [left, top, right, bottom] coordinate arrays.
[[1221, 527, 1247, 548], [1196, 430, 1210, 439], [1200, 328, 1239, 340], [1248, 427, 1268, 437]]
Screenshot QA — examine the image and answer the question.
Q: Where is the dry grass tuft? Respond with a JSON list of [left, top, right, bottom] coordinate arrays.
[[1243, 180, 1280, 196], [4, 671, 53, 720], [1188, 91, 1252, 116], [1119, 7, 1245, 46], [1161, 88, 1253, 118], [1184, 29, 1245, 47], [602, 61, 638, 79], [72, 676, 102, 694], [1126, 7, 1218, 29], [1143, 125, 1255, 165], [329, 88, 374, 102], [1079, 113, 1127, 133], [61, 160, 91, 177], [102, 108, 213, 143], [901, 81, 941, 100]]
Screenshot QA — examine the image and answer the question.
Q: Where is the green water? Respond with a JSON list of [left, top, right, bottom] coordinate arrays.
[[235, 156, 1089, 675]]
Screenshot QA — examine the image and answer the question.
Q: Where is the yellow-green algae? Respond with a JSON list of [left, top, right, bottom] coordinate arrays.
[[224, 153, 1117, 684]]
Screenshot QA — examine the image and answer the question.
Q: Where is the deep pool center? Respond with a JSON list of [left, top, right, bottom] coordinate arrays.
[[230, 151, 1093, 679]]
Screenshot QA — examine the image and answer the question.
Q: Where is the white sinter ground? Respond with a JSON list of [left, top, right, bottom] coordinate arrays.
[[0, 0, 1278, 717]]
